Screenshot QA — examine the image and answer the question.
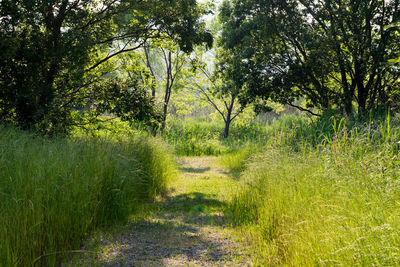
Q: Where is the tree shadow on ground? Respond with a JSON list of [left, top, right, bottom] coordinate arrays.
[[79, 193, 239, 266], [178, 166, 211, 174], [88, 220, 238, 266], [161, 192, 224, 212], [155, 192, 228, 227]]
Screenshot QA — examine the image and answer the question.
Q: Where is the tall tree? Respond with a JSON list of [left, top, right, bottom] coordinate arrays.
[[194, 67, 244, 138], [0, 0, 212, 133], [219, 0, 400, 116]]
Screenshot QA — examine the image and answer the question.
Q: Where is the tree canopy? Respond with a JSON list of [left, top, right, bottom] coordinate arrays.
[[0, 0, 212, 134], [219, 0, 400, 116]]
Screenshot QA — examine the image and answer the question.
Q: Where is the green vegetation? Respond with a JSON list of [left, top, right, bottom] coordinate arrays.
[[0, 126, 175, 266], [219, 0, 400, 116], [2, 0, 400, 266], [226, 115, 400, 265], [161, 117, 268, 156], [0, 0, 211, 134], [69, 156, 241, 266], [2, 110, 400, 266]]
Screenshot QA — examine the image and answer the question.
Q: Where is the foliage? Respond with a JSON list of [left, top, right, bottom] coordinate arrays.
[[219, 0, 400, 115], [193, 60, 246, 138], [190, 14, 249, 138], [0, 0, 212, 134], [0, 125, 175, 266]]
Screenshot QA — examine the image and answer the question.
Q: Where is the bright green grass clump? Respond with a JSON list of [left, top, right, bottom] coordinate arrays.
[[227, 115, 400, 265], [218, 146, 257, 178], [0, 126, 175, 266]]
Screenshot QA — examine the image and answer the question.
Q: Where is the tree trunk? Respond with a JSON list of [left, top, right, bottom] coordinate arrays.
[[355, 61, 367, 114], [144, 44, 156, 99], [223, 119, 231, 138], [343, 91, 353, 116], [161, 51, 172, 131], [162, 103, 168, 131], [223, 107, 232, 138]]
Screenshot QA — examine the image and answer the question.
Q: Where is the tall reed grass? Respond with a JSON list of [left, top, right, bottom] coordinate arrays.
[[227, 115, 400, 265], [0, 126, 175, 266]]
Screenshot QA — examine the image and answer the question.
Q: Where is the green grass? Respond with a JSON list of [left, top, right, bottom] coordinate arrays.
[[0, 125, 175, 266], [4, 112, 399, 266], [67, 156, 241, 266], [160, 117, 269, 156], [226, 115, 400, 265], [218, 146, 256, 178]]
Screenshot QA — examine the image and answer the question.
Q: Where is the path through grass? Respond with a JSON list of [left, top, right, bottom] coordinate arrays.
[[72, 156, 250, 266]]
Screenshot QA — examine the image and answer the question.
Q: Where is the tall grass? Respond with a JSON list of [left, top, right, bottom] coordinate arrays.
[[0, 126, 175, 266], [161, 117, 269, 156], [218, 146, 256, 177], [227, 115, 400, 265]]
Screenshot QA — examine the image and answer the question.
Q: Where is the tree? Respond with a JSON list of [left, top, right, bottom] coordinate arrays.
[[143, 43, 188, 131], [194, 71, 244, 138], [219, 0, 400, 116], [92, 50, 162, 130], [0, 0, 212, 134], [191, 48, 246, 138]]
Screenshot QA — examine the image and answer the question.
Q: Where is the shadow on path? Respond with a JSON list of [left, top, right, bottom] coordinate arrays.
[[84, 193, 240, 266], [178, 166, 211, 174], [94, 220, 236, 266], [73, 156, 249, 266], [162, 192, 224, 212]]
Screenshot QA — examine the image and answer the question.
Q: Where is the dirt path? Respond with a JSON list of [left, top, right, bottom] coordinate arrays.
[[73, 157, 250, 266]]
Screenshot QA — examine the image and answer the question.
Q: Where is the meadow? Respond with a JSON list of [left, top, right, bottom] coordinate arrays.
[[2, 113, 400, 266], [161, 113, 400, 265], [160, 116, 269, 156]]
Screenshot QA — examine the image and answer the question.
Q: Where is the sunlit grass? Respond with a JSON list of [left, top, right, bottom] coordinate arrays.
[[0, 125, 175, 266], [160, 117, 269, 156], [226, 115, 400, 265], [218, 146, 257, 178]]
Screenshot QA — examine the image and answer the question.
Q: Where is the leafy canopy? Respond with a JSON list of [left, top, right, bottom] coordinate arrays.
[[219, 0, 400, 116], [0, 0, 212, 134]]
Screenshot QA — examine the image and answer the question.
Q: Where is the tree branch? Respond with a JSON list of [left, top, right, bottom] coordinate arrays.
[[86, 42, 145, 72], [194, 84, 226, 121], [287, 102, 321, 116]]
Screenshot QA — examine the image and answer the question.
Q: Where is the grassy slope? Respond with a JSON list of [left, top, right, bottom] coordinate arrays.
[[76, 114, 400, 266], [4, 114, 398, 266], [0, 126, 175, 266]]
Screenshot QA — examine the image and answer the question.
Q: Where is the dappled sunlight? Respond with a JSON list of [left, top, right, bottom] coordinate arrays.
[[69, 156, 250, 266]]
